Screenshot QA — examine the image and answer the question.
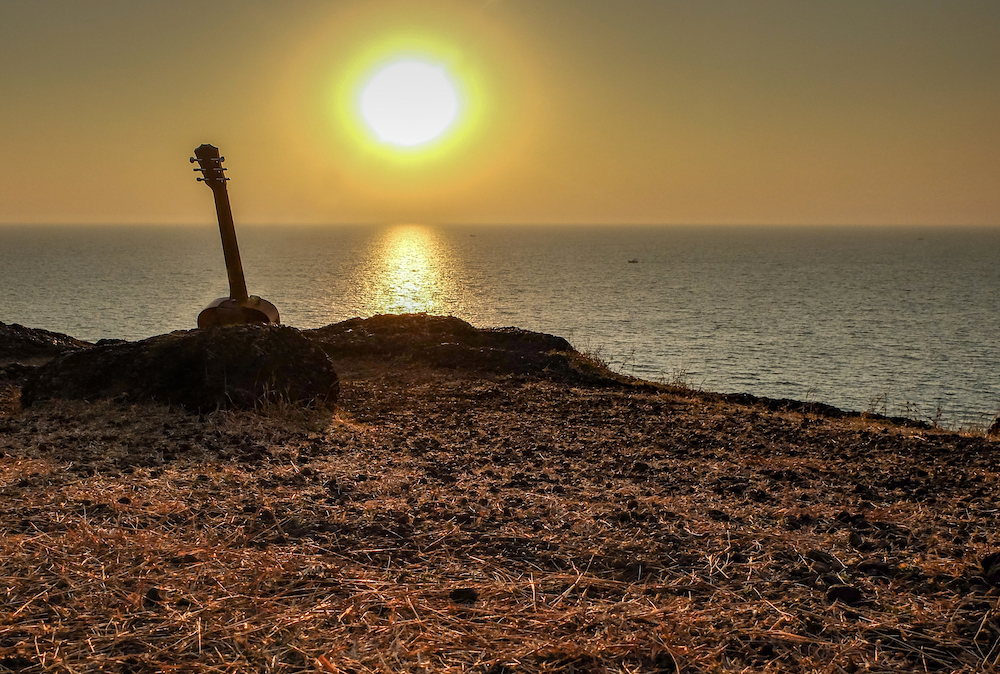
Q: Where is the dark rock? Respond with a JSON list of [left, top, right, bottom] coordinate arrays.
[[0, 362, 37, 386], [144, 587, 163, 607], [483, 666, 516, 674], [982, 552, 1000, 585], [449, 587, 479, 604], [821, 573, 843, 586], [309, 313, 568, 356], [647, 651, 678, 674], [307, 314, 610, 382], [826, 585, 865, 606], [168, 554, 200, 566], [0, 322, 90, 360], [707, 509, 731, 522], [855, 559, 893, 577], [784, 513, 816, 530], [0, 655, 34, 671], [969, 576, 994, 594], [21, 324, 338, 412], [807, 549, 845, 571], [949, 576, 972, 594]]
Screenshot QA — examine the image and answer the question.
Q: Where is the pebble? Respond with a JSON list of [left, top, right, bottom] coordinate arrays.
[[168, 554, 200, 566], [707, 509, 730, 522], [806, 549, 844, 571], [144, 587, 163, 608], [981, 551, 1000, 586], [826, 585, 864, 606], [855, 560, 892, 577], [449, 588, 479, 604]]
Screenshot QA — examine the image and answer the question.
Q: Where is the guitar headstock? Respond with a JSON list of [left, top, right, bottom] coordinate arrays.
[[190, 144, 229, 186]]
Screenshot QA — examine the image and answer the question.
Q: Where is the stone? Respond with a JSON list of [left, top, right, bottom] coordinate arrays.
[[855, 559, 893, 577], [826, 585, 865, 606], [0, 322, 90, 361], [144, 587, 163, 608], [449, 587, 479, 604], [306, 313, 606, 382], [807, 549, 845, 571], [982, 551, 1000, 586], [0, 363, 37, 387], [21, 324, 338, 412], [707, 509, 731, 522]]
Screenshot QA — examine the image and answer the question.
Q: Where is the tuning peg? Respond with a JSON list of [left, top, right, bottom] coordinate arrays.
[[189, 156, 197, 163]]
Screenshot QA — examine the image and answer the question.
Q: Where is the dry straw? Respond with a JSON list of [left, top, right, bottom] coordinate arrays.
[[1, 366, 999, 672]]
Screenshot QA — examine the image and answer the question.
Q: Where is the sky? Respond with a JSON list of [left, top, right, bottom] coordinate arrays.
[[1, 0, 998, 226]]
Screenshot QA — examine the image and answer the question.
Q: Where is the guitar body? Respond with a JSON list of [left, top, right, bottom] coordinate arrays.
[[197, 295, 280, 329], [191, 144, 280, 329]]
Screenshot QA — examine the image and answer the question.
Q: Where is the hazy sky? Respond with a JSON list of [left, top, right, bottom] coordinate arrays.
[[1, 0, 998, 226]]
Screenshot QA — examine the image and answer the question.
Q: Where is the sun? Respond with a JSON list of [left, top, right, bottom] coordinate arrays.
[[359, 60, 460, 147]]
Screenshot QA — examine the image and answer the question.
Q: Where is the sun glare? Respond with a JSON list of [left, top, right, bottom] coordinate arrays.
[[321, 27, 523, 172], [359, 60, 460, 147]]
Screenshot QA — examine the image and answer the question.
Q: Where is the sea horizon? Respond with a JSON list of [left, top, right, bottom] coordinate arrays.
[[2, 222, 999, 428]]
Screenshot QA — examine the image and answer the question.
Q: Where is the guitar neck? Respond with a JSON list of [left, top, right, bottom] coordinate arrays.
[[208, 181, 249, 304], [192, 144, 249, 304]]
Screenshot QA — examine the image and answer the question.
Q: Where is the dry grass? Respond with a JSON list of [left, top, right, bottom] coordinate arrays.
[[1, 362, 999, 673]]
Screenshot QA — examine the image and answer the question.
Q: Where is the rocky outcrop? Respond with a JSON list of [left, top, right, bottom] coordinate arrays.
[[21, 324, 338, 411], [0, 362, 36, 387], [989, 417, 1000, 437], [11, 314, 612, 410], [0, 322, 91, 361], [306, 314, 608, 382]]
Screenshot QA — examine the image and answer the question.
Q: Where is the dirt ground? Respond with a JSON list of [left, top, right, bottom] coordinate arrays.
[[1, 335, 1000, 672]]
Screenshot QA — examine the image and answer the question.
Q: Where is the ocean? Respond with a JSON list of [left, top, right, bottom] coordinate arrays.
[[2, 223, 998, 428]]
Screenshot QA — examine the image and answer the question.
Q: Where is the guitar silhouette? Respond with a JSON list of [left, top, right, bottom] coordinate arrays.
[[190, 144, 279, 328]]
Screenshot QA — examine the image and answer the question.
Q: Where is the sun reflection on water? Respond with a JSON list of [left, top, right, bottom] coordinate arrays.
[[353, 224, 460, 316]]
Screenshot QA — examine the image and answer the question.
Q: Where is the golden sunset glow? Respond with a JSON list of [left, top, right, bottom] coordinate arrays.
[[0, 2, 998, 225]]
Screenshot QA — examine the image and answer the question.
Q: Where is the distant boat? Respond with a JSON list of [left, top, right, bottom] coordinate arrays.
[[627, 258, 639, 263]]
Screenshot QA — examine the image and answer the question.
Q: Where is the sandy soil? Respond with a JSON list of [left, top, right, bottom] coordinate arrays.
[[1, 342, 999, 672]]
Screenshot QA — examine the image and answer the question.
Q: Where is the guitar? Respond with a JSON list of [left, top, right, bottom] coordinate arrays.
[[190, 144, 279, 328]]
